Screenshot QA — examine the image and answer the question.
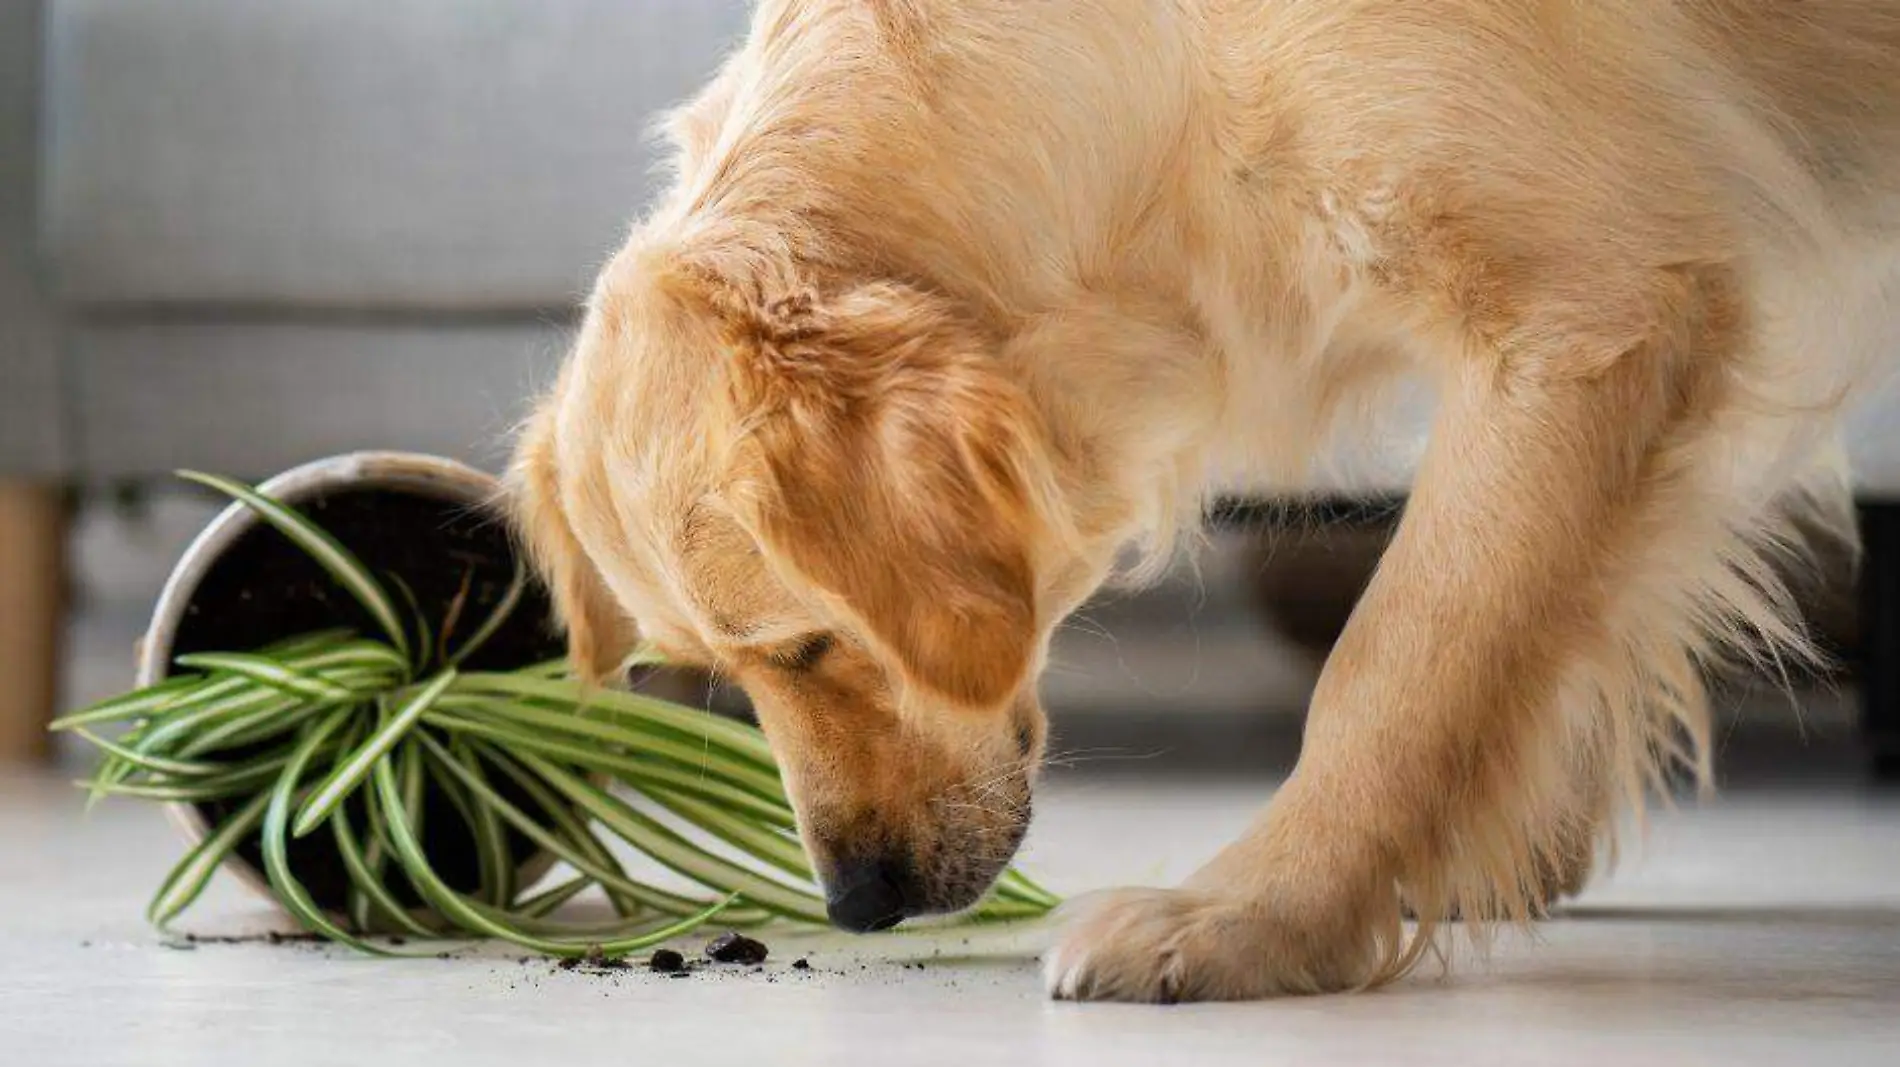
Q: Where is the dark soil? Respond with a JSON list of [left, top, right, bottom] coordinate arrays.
[[649, 949, 687, 973], [168, 485, 563, 916], [704, 931, 769, 965], [556, 950, 643, 978], [188, 930, 327, 945]]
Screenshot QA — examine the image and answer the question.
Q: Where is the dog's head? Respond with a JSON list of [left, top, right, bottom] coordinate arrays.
[[510, 244, 1111, 930]]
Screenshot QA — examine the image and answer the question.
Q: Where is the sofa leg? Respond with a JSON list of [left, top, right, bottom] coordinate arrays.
[[1862, 502, 1900, 782], [0, 481, 68, 763]]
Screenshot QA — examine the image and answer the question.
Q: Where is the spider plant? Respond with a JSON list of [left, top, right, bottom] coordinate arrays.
[[54, 471, 1058, 958]]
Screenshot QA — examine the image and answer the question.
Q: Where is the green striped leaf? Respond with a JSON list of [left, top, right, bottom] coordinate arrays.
[[644, 785, 813, 882], [177, 471, 411, 662], [388, 573, 434, 673], [432, 693, 787, 802], [521, 752, 828, 923], [450, 673, 777, 770], [52, 675, 205, 731], [516, 876, 594, 920], [415, 733, 719, 919], [258, 712, 392, 955], [471, 743, 718, 921], [423, 711, 794, 829], [259, 627, 359, 658], [372, 751, 737, 957], [445, 560, 528, 668], [146, 789, 273, 927], [330, 796, 440, 939], [292, 670, 456, 838], [174, 652, 359, 703], [417, 740, 512, 907]]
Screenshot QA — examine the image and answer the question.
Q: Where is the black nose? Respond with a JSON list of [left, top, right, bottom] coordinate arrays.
[[825, 858, 913, 933]]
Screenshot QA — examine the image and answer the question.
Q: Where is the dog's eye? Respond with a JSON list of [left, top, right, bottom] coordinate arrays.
[[773, 633, 835, 672]]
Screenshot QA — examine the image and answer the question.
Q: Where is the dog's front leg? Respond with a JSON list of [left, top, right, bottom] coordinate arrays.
[[1047, 283, 1726, 1002]]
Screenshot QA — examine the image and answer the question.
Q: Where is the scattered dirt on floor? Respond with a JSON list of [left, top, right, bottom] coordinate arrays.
[[704, 931, 769, 965]]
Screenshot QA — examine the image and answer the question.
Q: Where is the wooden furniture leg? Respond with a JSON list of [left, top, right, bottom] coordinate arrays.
[[0, 480, 68, 763]]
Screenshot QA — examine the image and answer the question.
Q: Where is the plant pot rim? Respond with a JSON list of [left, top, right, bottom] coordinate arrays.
[[135, 451, 502, 690], [135, 450, 545, 913]]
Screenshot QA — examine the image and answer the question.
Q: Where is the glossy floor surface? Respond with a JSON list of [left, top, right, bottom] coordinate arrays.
[[4, 768, 1899, 1067]]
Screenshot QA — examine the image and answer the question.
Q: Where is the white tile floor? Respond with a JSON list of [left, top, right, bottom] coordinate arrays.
[[5, 769, 1899, 1067]]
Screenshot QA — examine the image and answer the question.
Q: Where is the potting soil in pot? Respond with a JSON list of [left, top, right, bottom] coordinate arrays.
[[170, 487, 564, 915]]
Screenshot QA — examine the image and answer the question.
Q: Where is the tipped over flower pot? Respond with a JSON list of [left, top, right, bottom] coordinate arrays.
[[58, 451, 1058, 957], [137, 452, 560, 923]]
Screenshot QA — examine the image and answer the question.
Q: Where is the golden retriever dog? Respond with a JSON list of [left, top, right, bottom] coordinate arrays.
[[509, 0, 1900, 1002]]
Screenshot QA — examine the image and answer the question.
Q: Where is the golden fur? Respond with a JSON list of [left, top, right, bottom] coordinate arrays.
[[510, 0, 1900, 1001]]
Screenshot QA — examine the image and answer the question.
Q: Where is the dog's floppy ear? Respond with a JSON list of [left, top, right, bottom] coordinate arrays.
[[719, 279, 1062, 710], [506, 397, 638, 682]]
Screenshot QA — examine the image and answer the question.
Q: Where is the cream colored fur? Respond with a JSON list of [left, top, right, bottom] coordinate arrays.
[[511, 0, 1900, 1002]]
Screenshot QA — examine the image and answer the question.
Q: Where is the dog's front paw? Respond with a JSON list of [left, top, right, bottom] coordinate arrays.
[[1043, 888, 1380, 1003]]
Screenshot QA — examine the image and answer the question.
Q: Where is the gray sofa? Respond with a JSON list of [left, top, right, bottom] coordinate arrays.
[[0, 0, 754, 758], [25, 0, 752, 478], [3, 1, 1898, 764]]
